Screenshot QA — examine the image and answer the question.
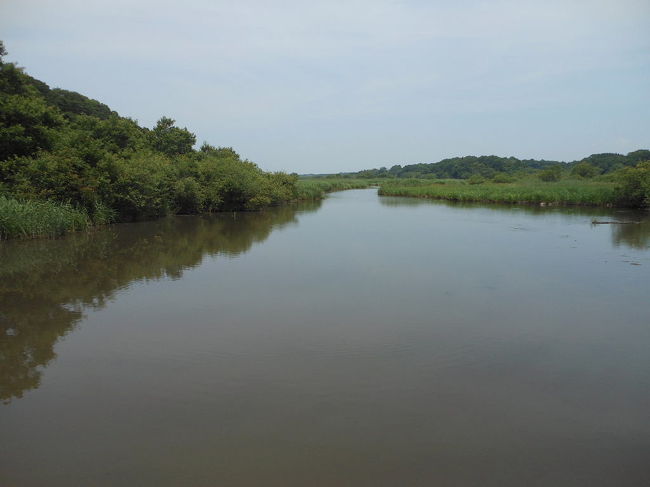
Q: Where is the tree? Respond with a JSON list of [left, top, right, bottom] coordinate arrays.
[[615, 161, 650, 207], [538, 165, 562, 182], [571, 162, 599, 178], [0, 94, 64, 160], [149, 117, 196, 156]]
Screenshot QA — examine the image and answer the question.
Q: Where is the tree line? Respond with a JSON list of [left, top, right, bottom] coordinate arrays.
[[0, 41, 301, 225], [345, 152, 650, 180]]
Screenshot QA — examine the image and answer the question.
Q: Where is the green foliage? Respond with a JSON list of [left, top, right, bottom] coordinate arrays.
[[0, 195, 90, 239], [491, 172, 515, 183], [173, 177, 204, 214], [46, 88, 114, 119], [467, 174, 485, 185], [295, 178, 374, 199], [0, 41, 308, 238], [0, 93, 64, 160], [379, 179, 618, 206], [571, 162, 599, 178], [108, 152, 175, 220], [340, 151, 648, 181], [149, 117, 196, 156], [538, 165, 563, 182], [614, 161, 650, 208]]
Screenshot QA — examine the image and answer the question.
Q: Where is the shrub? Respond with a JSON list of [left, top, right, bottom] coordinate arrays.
[[538, 166, 562, 182], [571, 162, 599, 178], [109, 152, 175, 219], [491, 173, 515, 183], [614, 161, 650, 207], [173, 176, 204, 214], [467, 174, 485, 185]]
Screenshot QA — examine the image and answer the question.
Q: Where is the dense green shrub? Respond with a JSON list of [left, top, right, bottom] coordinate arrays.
[[491, 173, 515, 183], [467, 174, 485, 185], [571, 162, 599, 178], [173, 177, 204, 214], [108, 152, 175, 220], [615, 162, 650, 207], [538, 166, 562, 182]]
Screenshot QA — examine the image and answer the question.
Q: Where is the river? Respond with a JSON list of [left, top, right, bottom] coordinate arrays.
[[1, 189, 649, 486]]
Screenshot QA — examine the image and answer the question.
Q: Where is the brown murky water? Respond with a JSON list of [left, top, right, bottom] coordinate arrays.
[[1, 189, 649, 486]]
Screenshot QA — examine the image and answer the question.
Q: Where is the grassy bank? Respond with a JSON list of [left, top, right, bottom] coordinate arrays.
[[0, 180, 372, 240], [378, 179, 619, 206], [295, 178, 375, 199], [0, 196, 91, 239]]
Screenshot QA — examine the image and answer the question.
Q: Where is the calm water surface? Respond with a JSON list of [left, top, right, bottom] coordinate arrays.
[[1, 189, 650, 486]]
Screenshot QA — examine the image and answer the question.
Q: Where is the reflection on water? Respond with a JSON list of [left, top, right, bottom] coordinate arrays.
[[380, 195, 650, 249], [0, 202, 320, 403], [611, 219, 650, 249], [1, 190, 648, 487]]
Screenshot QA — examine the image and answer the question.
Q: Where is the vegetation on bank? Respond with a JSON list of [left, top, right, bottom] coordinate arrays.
[[327, 148, 650, 208], [0, 196, 91, 239], [343, 151, 650, 180], [1, 38, 648, 237], [295, 178, 375, 199], [378, 179, 618, 206], [378, 164, 650, 207], [0, 41, 311, 239]]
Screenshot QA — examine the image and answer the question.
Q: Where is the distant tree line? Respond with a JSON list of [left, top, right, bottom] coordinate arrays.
[[345, 152, 650, 180], [0, 41, 300, 224]]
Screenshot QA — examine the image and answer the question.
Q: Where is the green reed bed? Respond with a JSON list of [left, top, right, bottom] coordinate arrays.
[[295, 179, 375, 199], [378, 179, 619, 206], [0, 196, 91, 239]]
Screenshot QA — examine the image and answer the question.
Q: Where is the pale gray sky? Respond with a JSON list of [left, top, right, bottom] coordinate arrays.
[[2, 0, 649, 173]]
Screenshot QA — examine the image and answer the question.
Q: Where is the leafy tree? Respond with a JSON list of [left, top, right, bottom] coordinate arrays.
[[149, 117, 196, 156], [571, 162, 599, 178], [0, 94, 64, 160], [199, 143, 240, 160], [615, 161, 650, 207], [538, 165, 563, 182], [108, 152, 175, 219], [46, 88, 114, 119]]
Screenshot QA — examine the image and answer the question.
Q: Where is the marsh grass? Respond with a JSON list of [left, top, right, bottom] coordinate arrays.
[[378, 179, 619, 206], [295, 179, 375, 199], [0, 196, 91, 239]]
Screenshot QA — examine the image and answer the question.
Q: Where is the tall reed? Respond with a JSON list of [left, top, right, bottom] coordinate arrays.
[[378, 179, 619, 206], [0, 196, 91, 239], [295, 179, 374, 199]]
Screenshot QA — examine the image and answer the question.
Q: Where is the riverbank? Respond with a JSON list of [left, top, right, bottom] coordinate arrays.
[[294, 178, 375, 199], [378, 179, 622, 207], [0, 196, 92, 239], [0, 179, 374, 240]]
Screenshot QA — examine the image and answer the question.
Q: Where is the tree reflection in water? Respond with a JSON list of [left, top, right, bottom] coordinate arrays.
[[0, 201, 321, 403]]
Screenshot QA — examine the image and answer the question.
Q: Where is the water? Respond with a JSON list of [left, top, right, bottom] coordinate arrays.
[[1, 189, 649, 486]]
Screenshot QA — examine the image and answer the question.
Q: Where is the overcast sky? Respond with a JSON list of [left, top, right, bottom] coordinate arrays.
[[2, 0, 648, 173]]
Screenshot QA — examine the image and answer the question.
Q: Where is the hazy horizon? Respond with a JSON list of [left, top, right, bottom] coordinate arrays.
[[2, 0, 648, 173]]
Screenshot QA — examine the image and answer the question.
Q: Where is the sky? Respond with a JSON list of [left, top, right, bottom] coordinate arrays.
[[1, 0, 649, 173]]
